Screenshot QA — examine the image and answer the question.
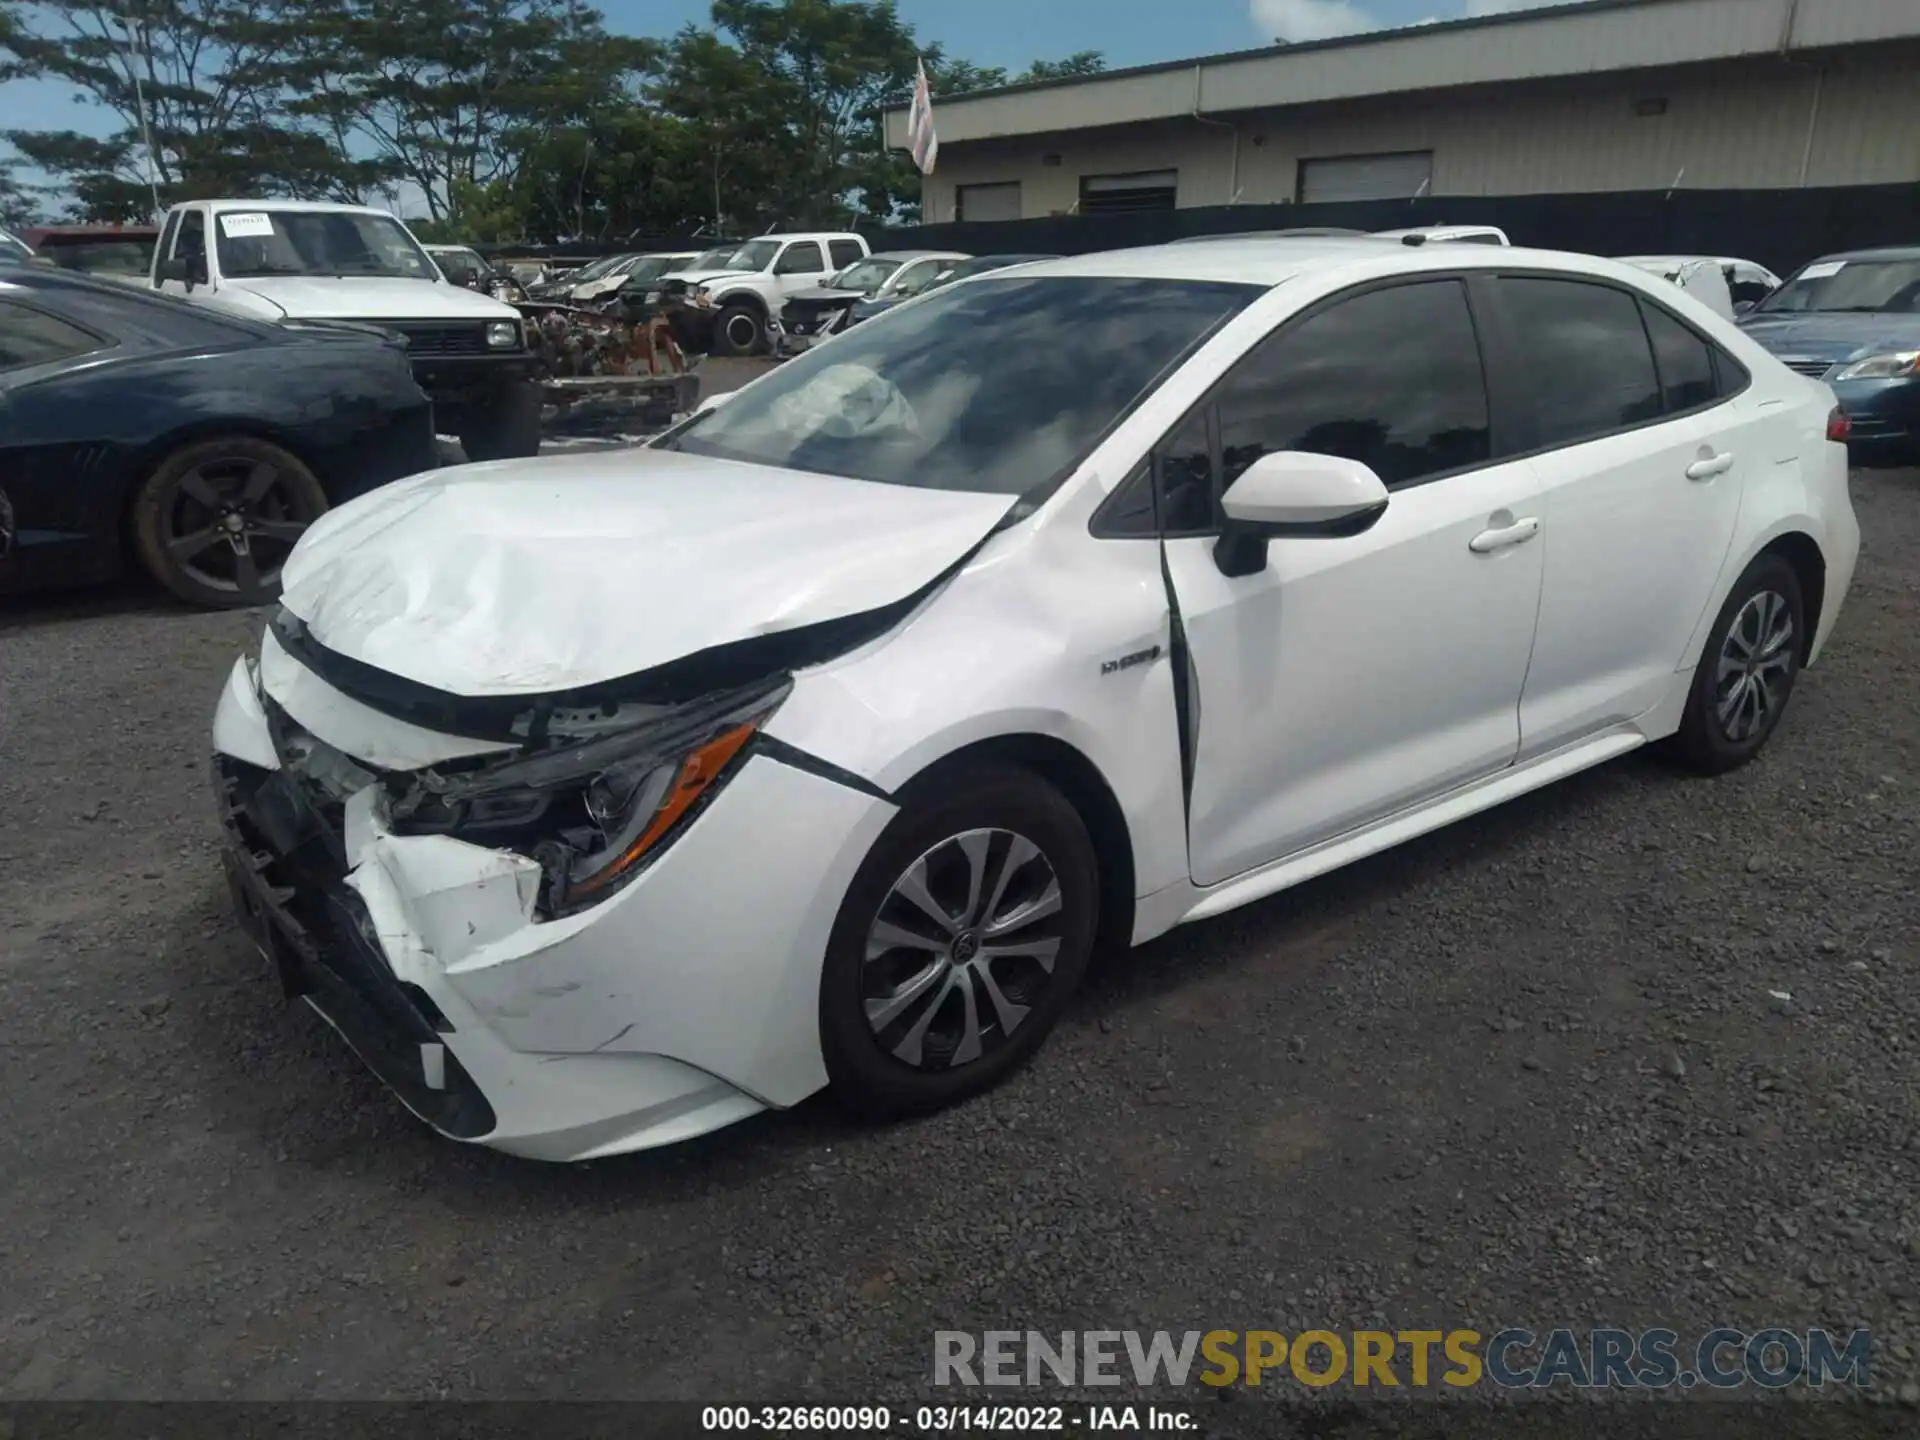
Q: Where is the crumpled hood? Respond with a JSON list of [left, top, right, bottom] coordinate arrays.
[[1738, 312, 1920, 363], [785, 284, 866, 305], [226, 275, 519, 322], [276, 449, 1014, 697], [663, 268, 761, 289]]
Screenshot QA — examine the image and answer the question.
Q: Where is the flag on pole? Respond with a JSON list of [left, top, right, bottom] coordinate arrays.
[[907, 58, 939, 175]]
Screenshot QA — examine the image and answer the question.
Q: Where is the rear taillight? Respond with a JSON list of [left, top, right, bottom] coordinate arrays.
[[1827, 407, 1851, 443]]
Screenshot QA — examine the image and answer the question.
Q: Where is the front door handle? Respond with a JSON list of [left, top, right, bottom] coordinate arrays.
[[1686, 451, 1735, 481], [1469, 516, 1540, 554]]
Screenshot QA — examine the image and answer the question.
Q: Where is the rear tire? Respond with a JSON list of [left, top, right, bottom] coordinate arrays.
[[131, 436, 327, 610], [1664, 552, 1805, 775], [820, 763, 1098, 1119], [711, 303, 766, 358], [457, 381, 543, 461]]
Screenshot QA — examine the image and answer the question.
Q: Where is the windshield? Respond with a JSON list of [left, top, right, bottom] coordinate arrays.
[[431, 248, 488, 283], [688, 246, 740, 270], [939, 256, 1047, 286], [724, 239, 779, 273], [831, 256, 906, 293], [214, 210, 437, 280], [662, 275, 1259, 499], [0, 231, 31, 265], [1757, 258, 1920, 314], [626, 255, 688, 285], [569, 254, 627, 282]]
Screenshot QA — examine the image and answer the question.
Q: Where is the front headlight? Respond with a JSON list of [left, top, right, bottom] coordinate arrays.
[[1830, 350, 1920, 381], [388, 680, 788, 915], [486, 320, 521, 349]]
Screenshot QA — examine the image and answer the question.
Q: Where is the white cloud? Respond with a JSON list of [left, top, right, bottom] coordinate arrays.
[[1250, 0, 1584, 43], [1249, 0, 1387, 42]]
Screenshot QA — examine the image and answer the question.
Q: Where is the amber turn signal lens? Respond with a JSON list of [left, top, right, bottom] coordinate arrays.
[[566, 721, 760, 900]]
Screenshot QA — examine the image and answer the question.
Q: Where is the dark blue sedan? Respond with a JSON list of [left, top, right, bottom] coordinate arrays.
[[1738, 245, 1920, 460], [0, 268, 437, 608]]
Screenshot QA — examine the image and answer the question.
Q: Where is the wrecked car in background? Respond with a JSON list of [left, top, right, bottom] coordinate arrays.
[[1619, 255, 1782, 321], [509, 273, 704, 429], [770, 250, 967, 356], [658, 231, 871, 356], [846, 253, 1061, 326]]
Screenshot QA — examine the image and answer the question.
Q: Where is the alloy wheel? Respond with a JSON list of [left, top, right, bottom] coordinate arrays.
[[862, 827, 1065, 1070], [1714, 588, 1795, 742], [164, 457, 317, 595]]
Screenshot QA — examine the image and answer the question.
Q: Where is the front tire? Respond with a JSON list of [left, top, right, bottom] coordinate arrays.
[[1665, 552, 1806, 775], [820, 763, 1098, 1119], [130, 436, 328, 609], [457, 381, 543, 461], [711, 303, 766, 358]]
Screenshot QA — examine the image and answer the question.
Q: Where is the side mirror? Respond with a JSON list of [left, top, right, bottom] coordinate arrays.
[[157, 254, 206, 286], [1213, 451, 1389, 578], [1733, 299, 1756, 316], [693, 389, 736, 416]]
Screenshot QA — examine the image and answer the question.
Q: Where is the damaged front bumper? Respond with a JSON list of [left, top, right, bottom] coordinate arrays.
[[209, 648, 896, 1162]]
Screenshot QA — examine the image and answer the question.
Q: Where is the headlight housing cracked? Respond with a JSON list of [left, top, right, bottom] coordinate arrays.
[[1830, 350, 1920, 381], [387, 679, 789, 917]]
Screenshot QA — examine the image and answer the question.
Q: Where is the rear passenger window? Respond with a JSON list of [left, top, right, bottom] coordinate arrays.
[[829, 239, 864, 270], [0, 302, 108, 369], [1640, 301, 1717, 413], [1500, 277, 1662, 448], [1214, 280, 1490, 490]]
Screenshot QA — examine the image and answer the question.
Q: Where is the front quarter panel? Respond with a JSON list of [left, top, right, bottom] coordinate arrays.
[[763, 474, 1190, 911]]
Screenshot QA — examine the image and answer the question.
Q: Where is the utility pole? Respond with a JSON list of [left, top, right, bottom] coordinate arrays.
[[118, 13, 162, 221]]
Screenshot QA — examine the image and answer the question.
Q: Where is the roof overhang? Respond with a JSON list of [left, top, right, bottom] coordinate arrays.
[[884, 0, 1920, 148]]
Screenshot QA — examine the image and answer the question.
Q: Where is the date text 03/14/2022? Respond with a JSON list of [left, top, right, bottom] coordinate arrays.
[[699, 1405, 1196, 1431]]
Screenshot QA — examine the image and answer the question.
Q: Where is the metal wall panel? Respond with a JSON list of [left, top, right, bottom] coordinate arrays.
[[889, 0, 1920, 149], [918, 49, 1920, 217]]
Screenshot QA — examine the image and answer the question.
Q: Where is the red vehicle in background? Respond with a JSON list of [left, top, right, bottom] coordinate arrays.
[[21, 225, 161, 286]]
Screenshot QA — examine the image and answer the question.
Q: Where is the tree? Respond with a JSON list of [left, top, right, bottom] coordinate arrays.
[[0, 160, 34, 226], [698, 0, 923, 226], [506, 107, 707, 243], [653, 23, 801, 234], [1018, 51, 1103, 83], [263, 0, 652, 221], [1, 0, 363, 217]]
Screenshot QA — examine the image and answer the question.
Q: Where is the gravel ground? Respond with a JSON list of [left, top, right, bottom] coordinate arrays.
[[0, 432, 1915, 1426]]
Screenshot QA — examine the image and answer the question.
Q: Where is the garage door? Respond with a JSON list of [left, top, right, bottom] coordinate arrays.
[[955, 182, 1022, 222], [1297, 152, 1434, 204], [1079, 170, 1179, 214]]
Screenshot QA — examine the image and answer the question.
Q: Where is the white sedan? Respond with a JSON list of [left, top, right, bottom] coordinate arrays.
[[211, 238, 1860, 1161]]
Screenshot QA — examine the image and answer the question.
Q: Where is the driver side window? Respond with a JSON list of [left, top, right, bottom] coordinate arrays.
[[175, 211, 206, 263], [1097, 279, 1495, 539], [776, 242, 825, 275]]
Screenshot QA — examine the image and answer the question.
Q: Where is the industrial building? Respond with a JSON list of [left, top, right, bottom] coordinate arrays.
[[883, 0, 1920, 224]]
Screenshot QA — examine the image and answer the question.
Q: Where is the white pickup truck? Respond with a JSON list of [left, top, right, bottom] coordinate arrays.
[[150, 199, 542, 459], [660, 231, 871, 356]]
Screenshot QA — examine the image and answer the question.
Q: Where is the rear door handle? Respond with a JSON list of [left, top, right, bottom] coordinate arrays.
[[1686, 451, 1735, 481], [1469, 516, 1540, 554]]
